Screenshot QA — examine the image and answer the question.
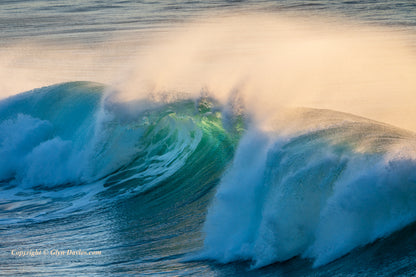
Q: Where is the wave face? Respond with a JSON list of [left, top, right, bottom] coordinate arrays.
[[0, 82, 239, 191], [201, 109, 416, 268], [0, 82, 246, 276]]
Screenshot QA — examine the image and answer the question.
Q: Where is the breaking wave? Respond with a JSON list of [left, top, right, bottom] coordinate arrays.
[[201, 109, 416, 268], [2, 81, 416, 269]]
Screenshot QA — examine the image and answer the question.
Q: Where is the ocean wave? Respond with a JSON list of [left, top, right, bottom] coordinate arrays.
[[3, 82, 416, 269], [201, 109, 416, 268], [0, 81, 239, 194]]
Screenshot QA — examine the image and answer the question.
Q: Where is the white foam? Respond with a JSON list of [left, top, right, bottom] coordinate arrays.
[[201, 114, 416, 268]]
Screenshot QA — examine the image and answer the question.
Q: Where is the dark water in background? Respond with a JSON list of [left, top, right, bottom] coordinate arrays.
[[1, 1, 416, 276], [1, 0, 416, 44]]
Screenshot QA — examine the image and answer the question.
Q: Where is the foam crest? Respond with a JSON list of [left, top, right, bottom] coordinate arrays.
[[201, 109, 416, 268]]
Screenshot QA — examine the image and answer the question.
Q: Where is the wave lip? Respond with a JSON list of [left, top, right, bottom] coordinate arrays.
[[201, 109, 416, 268]]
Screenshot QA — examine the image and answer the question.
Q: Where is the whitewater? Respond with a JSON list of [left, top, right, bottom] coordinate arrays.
[[1, 1, 416, 276]]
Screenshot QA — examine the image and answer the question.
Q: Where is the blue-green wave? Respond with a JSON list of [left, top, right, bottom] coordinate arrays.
[[2, 81, 416, 273]]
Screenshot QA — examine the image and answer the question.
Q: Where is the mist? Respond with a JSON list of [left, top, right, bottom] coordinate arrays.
[[1, 14, 416, 130]]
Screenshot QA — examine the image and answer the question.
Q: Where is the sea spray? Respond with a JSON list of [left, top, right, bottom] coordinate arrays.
[[2, 15, 416, 131]]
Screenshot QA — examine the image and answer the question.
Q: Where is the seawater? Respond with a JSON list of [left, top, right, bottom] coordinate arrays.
[[1, 1, 416, 276]]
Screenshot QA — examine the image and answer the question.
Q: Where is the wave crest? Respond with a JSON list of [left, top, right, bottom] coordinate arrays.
[[201, 109, 416, 268]]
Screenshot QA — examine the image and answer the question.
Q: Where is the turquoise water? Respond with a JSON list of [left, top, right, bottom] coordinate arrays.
[[1, 1, 416, 276]]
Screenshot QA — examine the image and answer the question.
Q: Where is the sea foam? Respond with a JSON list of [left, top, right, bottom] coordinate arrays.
[[201, 109, 416, 268]]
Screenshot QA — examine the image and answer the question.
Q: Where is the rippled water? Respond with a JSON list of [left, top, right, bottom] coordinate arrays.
[[1, 1, 416, 276]]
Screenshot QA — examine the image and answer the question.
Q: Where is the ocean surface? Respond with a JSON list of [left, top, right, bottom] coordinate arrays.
[[1, 1, 416, 276]]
